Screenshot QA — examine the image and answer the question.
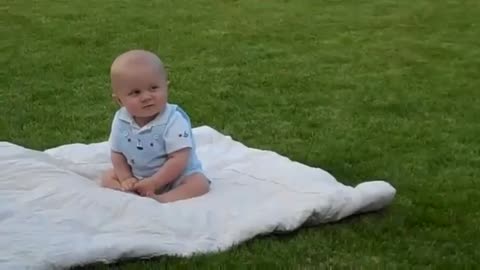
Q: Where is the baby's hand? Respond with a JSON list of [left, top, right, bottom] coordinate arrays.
[[120, 177, 137, 192], [133, 178, 157, 197]]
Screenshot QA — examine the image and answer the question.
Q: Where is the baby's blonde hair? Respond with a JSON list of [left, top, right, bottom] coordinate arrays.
[[110, 49, 168, 81]]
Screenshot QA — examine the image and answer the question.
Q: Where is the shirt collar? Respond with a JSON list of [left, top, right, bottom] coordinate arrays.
[[117, 104, 176, 130]]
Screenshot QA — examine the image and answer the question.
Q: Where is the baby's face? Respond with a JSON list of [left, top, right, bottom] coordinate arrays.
[[112, 64, 168, 120]]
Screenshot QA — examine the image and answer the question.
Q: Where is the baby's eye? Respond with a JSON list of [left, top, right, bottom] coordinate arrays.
[[150, 85, 159, 91], [129, 89, 141, 96]]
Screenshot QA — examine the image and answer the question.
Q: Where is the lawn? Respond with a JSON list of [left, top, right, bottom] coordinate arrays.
[[2, 0, 480, 268]]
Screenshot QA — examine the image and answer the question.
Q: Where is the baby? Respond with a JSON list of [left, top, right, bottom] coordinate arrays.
[[101, 49, 210, 203]]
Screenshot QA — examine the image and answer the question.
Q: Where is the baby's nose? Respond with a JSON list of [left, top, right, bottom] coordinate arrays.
[[140, 92, 152, 101]]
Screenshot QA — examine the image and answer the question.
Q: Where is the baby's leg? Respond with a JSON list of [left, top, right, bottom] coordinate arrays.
[[151, 172, 210, 203], [100, 168, 123, 190]]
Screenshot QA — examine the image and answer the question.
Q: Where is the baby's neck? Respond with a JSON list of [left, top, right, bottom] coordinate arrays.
[[133, 115, 156, 127], [133, 106, 166, 127]]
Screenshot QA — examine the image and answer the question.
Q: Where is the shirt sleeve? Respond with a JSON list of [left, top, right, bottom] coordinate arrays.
[[163, 111, 193, 154], [108, 111, 122, 153]]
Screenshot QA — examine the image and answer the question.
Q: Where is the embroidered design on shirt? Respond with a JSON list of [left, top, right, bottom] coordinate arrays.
[[178, 131, 189, 138], [136, 139, 143, 150]]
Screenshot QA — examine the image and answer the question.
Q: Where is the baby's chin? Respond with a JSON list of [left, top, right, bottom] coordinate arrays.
[[137, 106, 164, 117]]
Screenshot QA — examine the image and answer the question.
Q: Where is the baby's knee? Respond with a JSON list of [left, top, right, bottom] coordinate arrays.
[[191, 173, 210, 194]]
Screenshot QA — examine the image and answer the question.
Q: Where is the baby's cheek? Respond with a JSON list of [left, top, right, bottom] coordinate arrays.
[[125, 99, 140, 108]]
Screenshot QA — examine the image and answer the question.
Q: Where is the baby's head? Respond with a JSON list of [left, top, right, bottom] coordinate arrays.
[[110, 49, 169, 122]]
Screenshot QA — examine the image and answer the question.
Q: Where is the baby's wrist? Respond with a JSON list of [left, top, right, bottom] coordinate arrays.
[[148, 175, 164, 188]]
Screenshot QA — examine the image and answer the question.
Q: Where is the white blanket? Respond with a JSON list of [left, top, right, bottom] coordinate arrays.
[[0, 126, 396, 270]]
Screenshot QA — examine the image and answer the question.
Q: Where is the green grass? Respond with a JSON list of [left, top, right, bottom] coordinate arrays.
[[2, 0, 480, 268]]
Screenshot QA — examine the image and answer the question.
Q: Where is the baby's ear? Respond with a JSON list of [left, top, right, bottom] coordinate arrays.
[[112, 94, 122, 105]]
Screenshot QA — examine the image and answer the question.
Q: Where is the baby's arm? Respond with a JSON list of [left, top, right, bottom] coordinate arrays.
[[111, 150, 135, 181], [149, 148, 190, 188], [108, 110, 136, 183], [134, 111, 193, 195]]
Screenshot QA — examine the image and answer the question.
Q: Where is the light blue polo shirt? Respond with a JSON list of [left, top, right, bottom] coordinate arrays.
[[108, 103, 203, 179]]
